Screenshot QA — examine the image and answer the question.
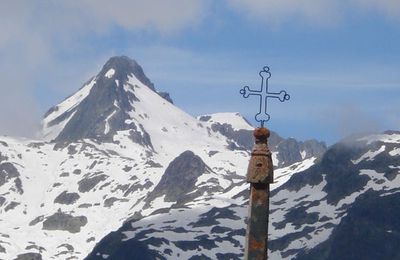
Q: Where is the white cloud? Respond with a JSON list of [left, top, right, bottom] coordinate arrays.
[[0, 1, 210, 137], [352, 0, 400, 19], [226, 0, 341, 26], [62, 0, 208, 34], [226, 0, 400, 26]]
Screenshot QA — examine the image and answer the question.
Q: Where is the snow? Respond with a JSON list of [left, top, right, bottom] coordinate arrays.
[[389, 147, 400, 156], [103, 102, 118, 134], [359, 133, 400, 144], [271, 157, 316, 190], [105, 68, 115, 78], [300, 150, 306, 159], [352, 145, 386, 164], [198, 112, 253, 131]]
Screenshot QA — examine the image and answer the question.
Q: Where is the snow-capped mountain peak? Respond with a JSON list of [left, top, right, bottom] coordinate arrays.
[[41, 56, 173, 144]]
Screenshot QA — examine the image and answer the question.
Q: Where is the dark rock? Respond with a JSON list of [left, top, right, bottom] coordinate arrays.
[[158, 91, 173, 104], [60, 172, 69, 177], [13, 252, 42, 260], [27, 142, 45, 149], [0, 196, 6, 207], [211, 226, 232, 234], [269, 226, 315, 252], [29, 216, 45, 226], [78, 174, 108, 193], [5, 201, 19, 212], [85, 222, 163, 260], [42, 212, 87, 233], [145, 160, 162, 168], [146, 151, 210, 203], [25, 244, 46, 253], [54, 191, 80, 205], [216, 253, 242, 260], [78, 203, 92, 208], [0, 162, 20, 187], [123, 181, 153, 197], [104, 197, 128, 208], [189, 207, 240, 228], [122, 166, 132, 172], [198, 115, 211, 122], [277, 206, 319, 230]]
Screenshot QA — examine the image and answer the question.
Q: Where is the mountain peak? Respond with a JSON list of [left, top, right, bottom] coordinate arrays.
[[100, 56, 154, 90], [41, 56, 173, 144]]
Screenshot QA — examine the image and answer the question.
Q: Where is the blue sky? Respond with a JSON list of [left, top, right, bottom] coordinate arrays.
[[0, 1, 399, 144]]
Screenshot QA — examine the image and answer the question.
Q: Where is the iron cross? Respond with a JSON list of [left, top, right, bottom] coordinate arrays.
[[240, 66, 290, 127]]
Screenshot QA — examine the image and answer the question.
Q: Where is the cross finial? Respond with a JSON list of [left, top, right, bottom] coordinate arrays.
[[240, 66, 290, 127]]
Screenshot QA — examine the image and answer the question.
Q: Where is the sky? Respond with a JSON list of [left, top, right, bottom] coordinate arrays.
[[0, 0, 399, 144]]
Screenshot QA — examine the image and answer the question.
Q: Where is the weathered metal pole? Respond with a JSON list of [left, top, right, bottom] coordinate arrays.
[[244, 127, 273, 260]]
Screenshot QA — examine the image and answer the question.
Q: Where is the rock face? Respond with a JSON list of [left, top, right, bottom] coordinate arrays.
[[42, 212, 87, 233], [296, 191, 400, 260], [146, 151, 212, 204]]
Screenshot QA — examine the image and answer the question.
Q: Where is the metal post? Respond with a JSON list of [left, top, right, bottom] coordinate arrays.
[[244, 127, 273, 260]]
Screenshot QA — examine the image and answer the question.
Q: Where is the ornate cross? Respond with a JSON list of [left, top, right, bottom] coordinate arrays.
[[240, 66, 290, 127]]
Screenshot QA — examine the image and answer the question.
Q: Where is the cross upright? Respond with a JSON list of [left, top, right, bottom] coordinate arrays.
[[240, 66, 290, 127], [240, 66, 290, 260]]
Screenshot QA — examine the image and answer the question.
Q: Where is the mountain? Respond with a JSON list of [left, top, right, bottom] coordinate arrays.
[[86, 131, 400, 260], [0, 56, 324, 260]]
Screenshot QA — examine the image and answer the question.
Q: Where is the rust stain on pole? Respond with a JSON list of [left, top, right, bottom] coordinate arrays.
[[245, 127, 273, 260]]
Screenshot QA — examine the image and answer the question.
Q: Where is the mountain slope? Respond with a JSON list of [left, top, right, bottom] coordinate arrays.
[[268, 131, 400, 259], [85, 131, 400, 260]]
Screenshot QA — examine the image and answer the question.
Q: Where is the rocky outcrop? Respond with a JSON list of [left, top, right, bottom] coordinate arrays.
[[146, 151, 211, 204], [14, 253, 42, 260], [42, 212, 87, 233]]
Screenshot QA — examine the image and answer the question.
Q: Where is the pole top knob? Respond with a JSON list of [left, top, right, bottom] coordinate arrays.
[[254, 127, 270, 141]]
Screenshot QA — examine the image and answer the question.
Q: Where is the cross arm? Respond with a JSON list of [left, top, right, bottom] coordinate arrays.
[[240, 86, 262, 98]]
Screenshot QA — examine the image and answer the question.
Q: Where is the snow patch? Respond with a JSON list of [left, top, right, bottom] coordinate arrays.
[[352, 145, 385, 164], [389, 148, 400, 156], [105, 68, 115, 78]]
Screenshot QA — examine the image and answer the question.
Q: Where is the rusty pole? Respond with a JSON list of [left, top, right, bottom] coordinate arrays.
[[244, 127, 274, 260]]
